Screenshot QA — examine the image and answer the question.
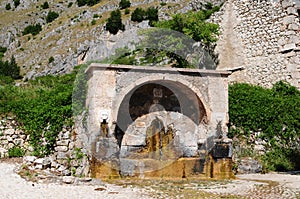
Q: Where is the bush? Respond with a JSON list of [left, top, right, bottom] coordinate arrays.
[[22, 24, 42, 36], [0, 56, 21, 80], [8, 146, 25, 157], [131, 8, 145, 22], [106, 9, 125, 34], [76, 0, 101, 7], [5, 3, 11, 10], [41, 1, 49, 9], [13, 0, 20, 8], [229, 81, 300, 171], [46, 11, 59, 23], [119, 0, 131, 9], [68, 2, 73, 7], [124, 8, 130, 15], [48, 56, 54, 64], [0, 72, 76, 156], [91, 19, 96, 25], [146, 7, 158, 26]]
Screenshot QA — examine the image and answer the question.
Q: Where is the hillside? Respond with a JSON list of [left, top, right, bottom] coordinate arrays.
[[0, 0, 224, 79]]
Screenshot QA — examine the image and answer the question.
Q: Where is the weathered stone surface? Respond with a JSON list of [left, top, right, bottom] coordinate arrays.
[[237, 158, 262, 174], [62, 176, 75, 184]]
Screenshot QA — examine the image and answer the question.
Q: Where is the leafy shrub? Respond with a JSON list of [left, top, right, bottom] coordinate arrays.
[[13, 0, 20, 8], [0, 56, 21, 80], [131, 8, 145, 22], [91, 19, 96, 25], [124, 8, 130, 15], [155, 9, 219, 44], [76, 0, 101, 7], [146, 7, 158, 26], [229, 81, 300, 171], [46, 11, 59, 23], [93, 14, 99, 18], [68, 2, 73, 7], [0, 46, 7, 60], [160, 2, 167, 6], [8, 146, 25, 157], [106, 9, 125, 35], [0, 73, 75, 156], [119, 0, 131, 9], [131, 7, 158, 26], [22, 24, 42, 36], [41, 1, 49, 9], [5, 3, 11, 10], [48, 56, 54, 64]]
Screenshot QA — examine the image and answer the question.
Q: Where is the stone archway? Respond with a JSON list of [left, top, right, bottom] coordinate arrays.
[[114, 80, 209, 147]]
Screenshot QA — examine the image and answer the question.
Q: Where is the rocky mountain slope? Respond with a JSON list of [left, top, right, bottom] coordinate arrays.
[[0, 0, 224, 79]]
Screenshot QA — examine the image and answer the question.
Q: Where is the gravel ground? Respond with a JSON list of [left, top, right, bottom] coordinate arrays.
[[1, 160, 300, 199], [0, 161, 151, 199]]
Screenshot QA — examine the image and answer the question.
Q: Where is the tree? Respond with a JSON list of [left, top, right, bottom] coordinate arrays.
[[13, 0, 20, 8], [46, 11, 59, 23], [41, 1, 49, 9], [131, 8, 145, 22], [106, 9, 125, 35], [119, 0, 131, 9], [22, 24, 42, 36], [146, 7, 158, 26], [5, 3, 11, 10], [0, 56, 21, 79]]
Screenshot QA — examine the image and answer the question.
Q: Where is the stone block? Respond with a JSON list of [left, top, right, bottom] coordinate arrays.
[[282, 16, 296, 25], [62, 176, 75, 184], [211, 142, 232, 158], [24, 156, 36, 163], [280, 43, 296, 52], [282, 0, 294, 8], [55, 146, 68, 152], [4, 129, 14, 135], [56, 140, 69, 146]]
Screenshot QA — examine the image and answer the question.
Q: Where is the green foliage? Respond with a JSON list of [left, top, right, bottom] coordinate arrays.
[[76, 0, 101, 7], [154, 9, 219, 44], [68, 2, 73, 7], [131, 7, 158, 26], [0, 46, 7, 60], [106, 9, 125, 35], [124, 8, 130, 15], [229, 81, 300, 171], [13, 0, 20, 8], [160, 2, 167, 6], [93, 14, 99, 18], [48, 56, 54, 64], [131, 8, 145, 22], [0, 56, 21, 80], [22, 24, 42, 36], [91, 19, 96, 25], [41, 1, 49, 9], [146, 7, 159, 26], [0, 71, 77, 156], [119, 0, 131, 10], [8, 146, 25, 157], [46, 11, 59, 23], [5, 3, 11, 10]]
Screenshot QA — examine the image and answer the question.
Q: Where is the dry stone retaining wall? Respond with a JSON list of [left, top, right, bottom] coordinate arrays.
[[214, 0, 300, 89], [0, 116, 90, 177]]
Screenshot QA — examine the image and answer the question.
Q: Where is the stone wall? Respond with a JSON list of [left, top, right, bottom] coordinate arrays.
[[0, 116, 90, 177], [0, 117, 30, 158], [215, 0, 300, 89]]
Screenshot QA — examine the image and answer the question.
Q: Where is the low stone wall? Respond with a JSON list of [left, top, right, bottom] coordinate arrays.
[[0, 117, 30, 158], [0, 116, 90, 177]]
